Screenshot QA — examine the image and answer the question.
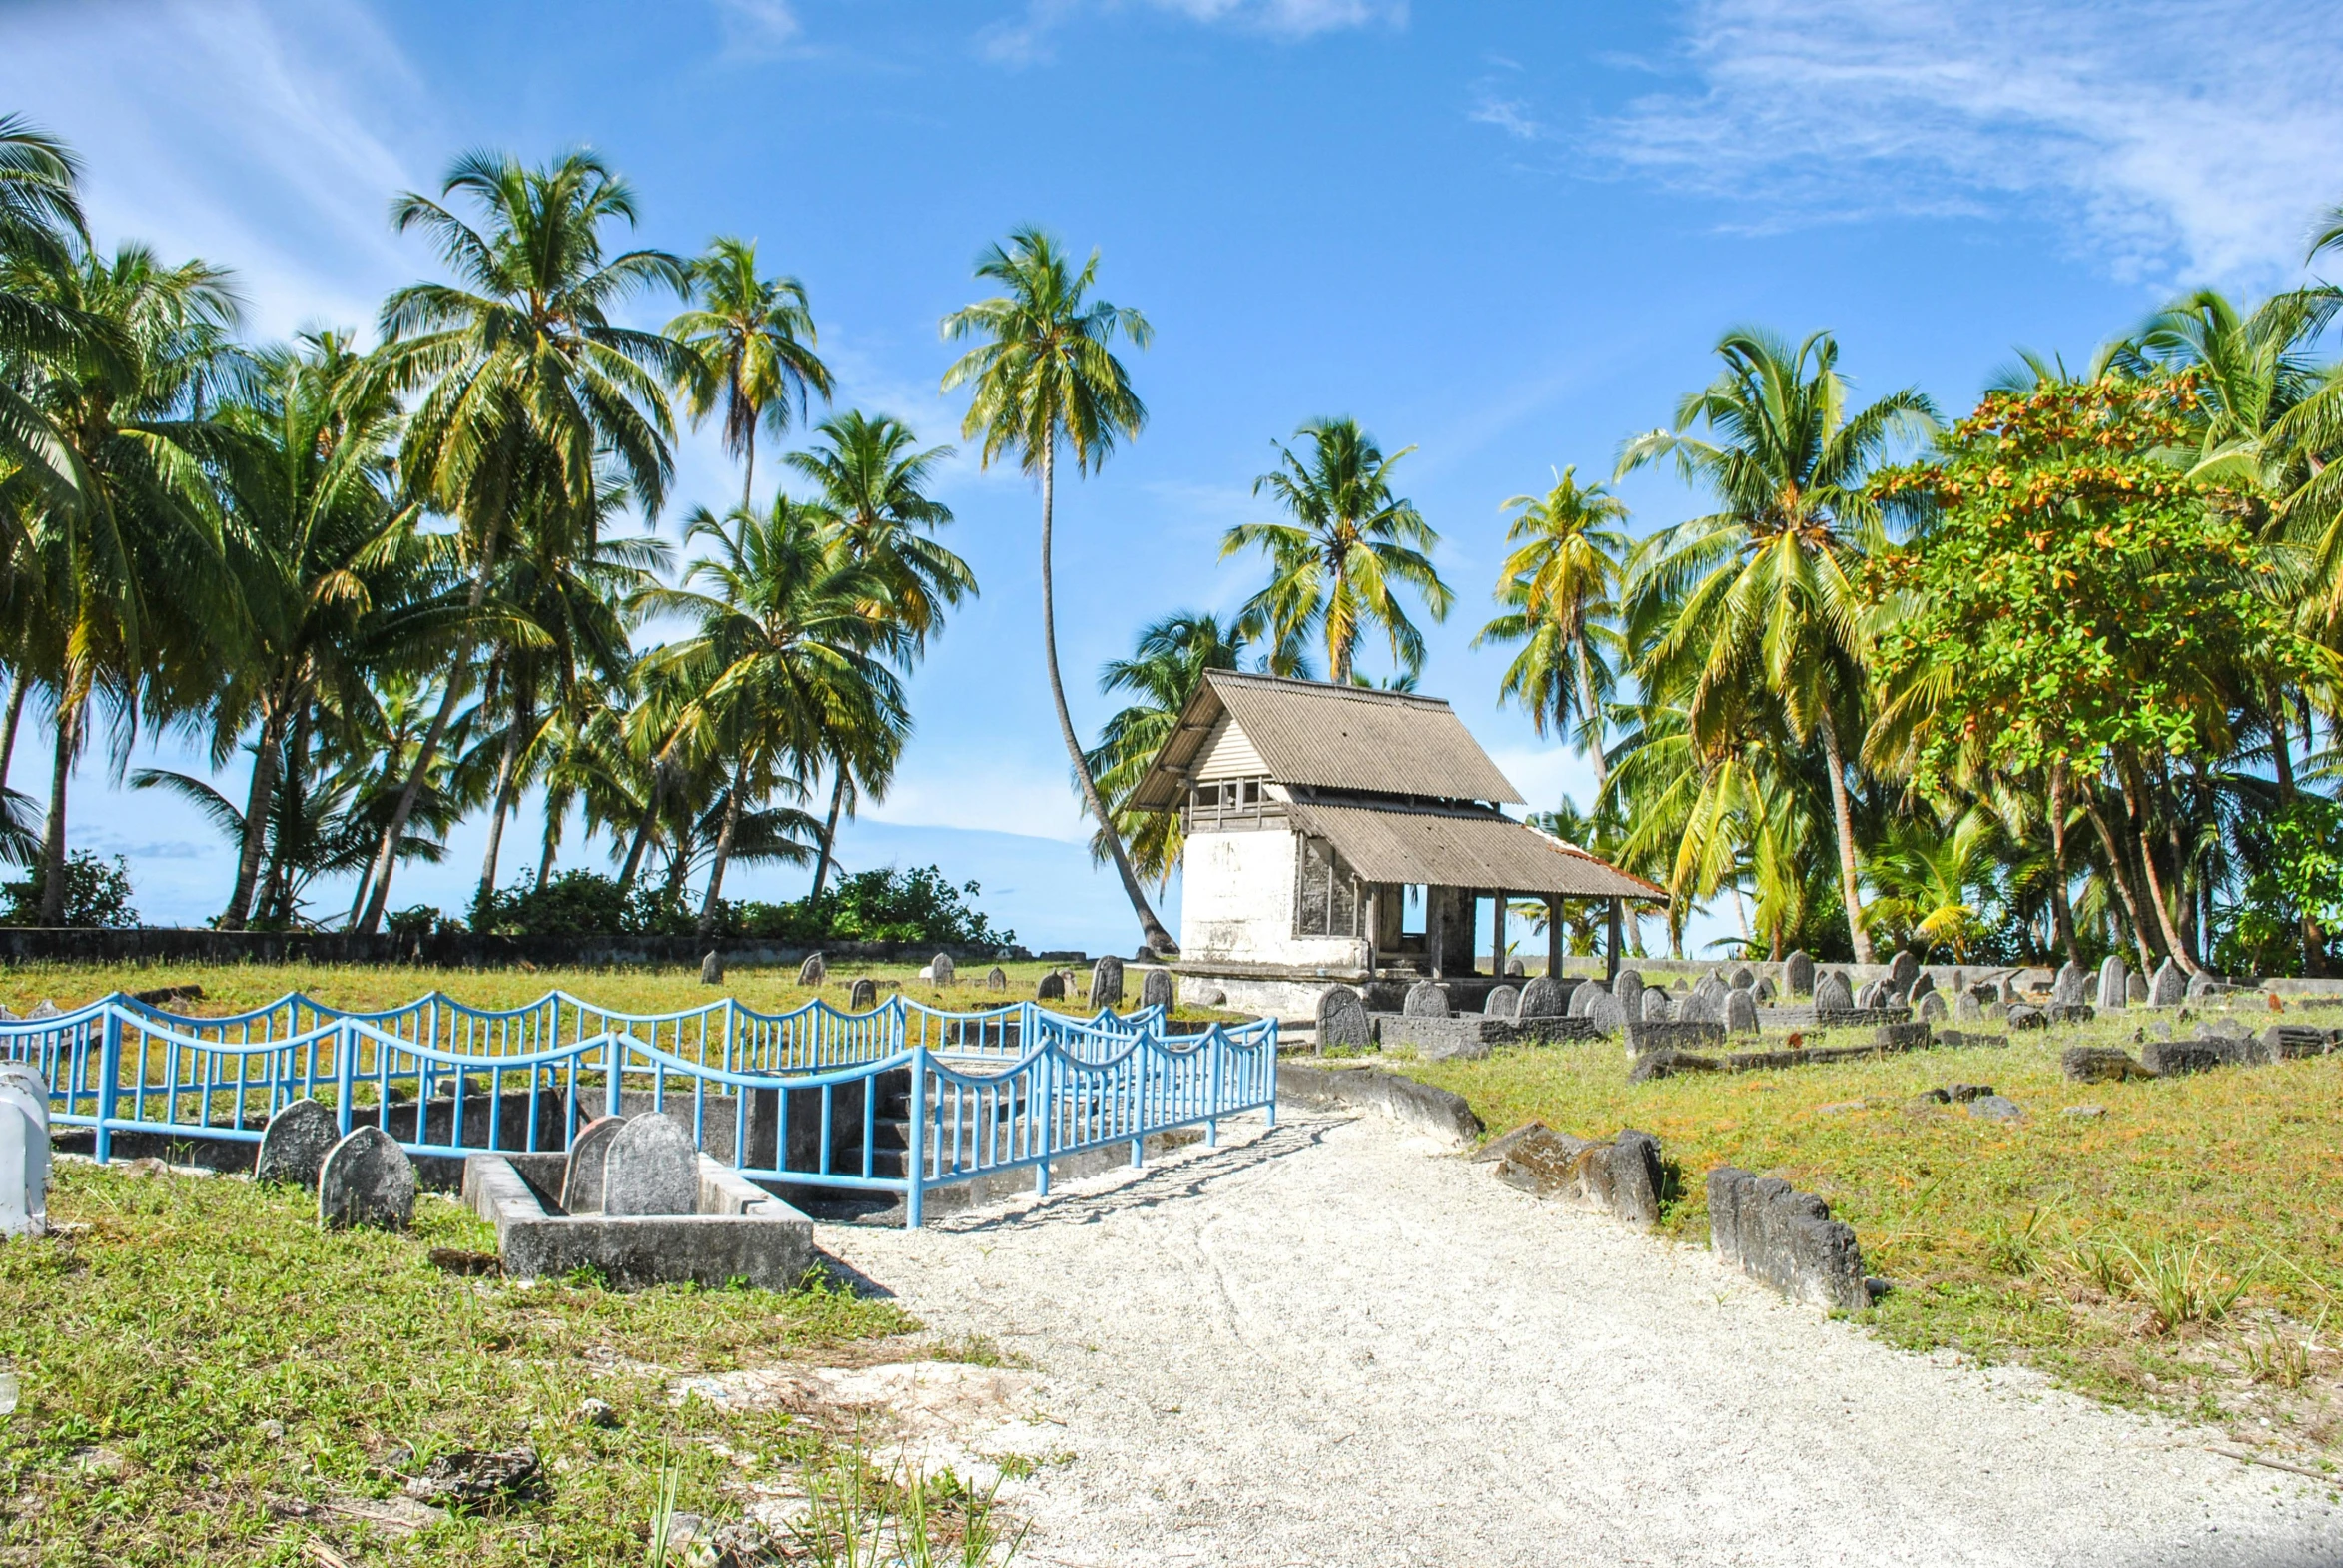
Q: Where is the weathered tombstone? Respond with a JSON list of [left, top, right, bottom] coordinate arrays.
[[1785, 951, 1816, 996], [601, 1114, 700, 1217], [318, 1127, 415, 1231], [2126, 973, 2148, 1006], [699, 951, 724, 986], [1854, 980, 1886, 1011], [1909, 973, 1937, 1003], [1141, 967, 1175, 1012], [2095, 955, 2128, 1011], [1724, 988, 1759, 1035], [560, 1115, 629, 1215], [930, 953, 956, 987], [1316, 986, 1372, 1050], [1035, 971, 1067, 1002], [1642, 988, 1673, 1022], [1089, 956, 1124, 1008], [24, 1002, 58, 1020], [984, 965, 1008, 992], [1586, 991, 1628, 1036], [1516, 975, 1569, 1019], [1678, 988, 1722, 1025], [2051, 961, 2085, 1007], [1506, 957, 1527, 978], [1954, 991, 1982, 1022], [1692, 975, 1729, 1012], [1815, 971, 1856, 1015], [1918, 992, 1949, 1024], [1997, 975, 2023, 1007], [255, 1099, 340, 1188], [1754, 977, 1777, 1003], [1728, 965, 1756, 993], [1483, 984, 1521, 1020], [1402, 981, 1452, 1019], [1888, 951, 1920, 992], [797, 953, 827, 986], [848, 977, 877, 1010], [0, 1069, 46, 1238], [1613, 969, 1644, 1015], [2149, 957, 2185, 1008]]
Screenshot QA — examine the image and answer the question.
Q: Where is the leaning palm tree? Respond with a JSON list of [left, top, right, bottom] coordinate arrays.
[[1475, 465, 1629, 789], [1619, 327, 1937, 965], [0, 113, 95, 511], [668, 236, 833, 510], [1222, 417, 1451, 686], [1084, 611, 1248, 887], [355, 148, 691, 934], [941, 226, 1173, 953]]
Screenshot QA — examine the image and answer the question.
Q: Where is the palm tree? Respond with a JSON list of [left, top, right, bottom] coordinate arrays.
[[940, 226, 1173, 954], [668, 236, 833, 511], [1222, 417, 1451, 686], [635, 497, 909, 935], [1476, 465, 1629, 789], [1619, 327, 1937, 965], [1084, 611, 1248, 886], [356, 148, 691, 934]]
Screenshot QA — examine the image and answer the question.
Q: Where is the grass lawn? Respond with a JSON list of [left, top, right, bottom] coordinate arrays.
[[1389, 1003, 2343, 1461], [0, 1160, 963, 1567]]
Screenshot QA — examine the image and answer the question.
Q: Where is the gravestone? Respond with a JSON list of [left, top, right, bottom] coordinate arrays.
[[1678, 988, 1722, 1026], [601, 1114, 700, 1217], [984, 966, 1008, 992], [318, 1127, 415, 1231], [1785, 951, 1815, 996], [2149, 957, 2186, 1008], [1642, 988, 1673, 1021], [1728, 965, 1756, 993], [1954, 991, 1982, 1022], [1402, 981, 1452, 1019], [2051, 961, 2085, 1007], [560, 1116, 629, 1215], [1516, 976, 1569, 1019], [1317, 986, 1372, 1051], [1888, 951, 1920, 992], [699, 951, 724, 986], [1692, 975, 1729, 1012], [1614, 969, 1645, 1015], [2095, 956, 2128, 1011], [1090, 956, 1125, 1009], [797, 953, 826, 986], [1815, 971, 1856, 1015], [1918, 992, 1949, 1024], [1506, 957, 1527, 978], [0, 1069, 46, 1238], [2127, 973, 2148, 1005], [1997, 975, 2023, 1007], [1586, 991, 1628, 1036], [1754, 977, 1776, 1003], [1855, 980, 1886, 1011], [848, 977, 877, 1010], [1036, 971, 1067, 1002], [24, 1002, 58, 1020], [1141, 967, 1175, 1012], [255, 1099, 340, 1188], [1909, 973, 1937, 1003], [1568, 980, 1604, 1018], [1483, 984, 1521, 1020], [1724, 989, 1759, 1035], [930, 953, 956, 987]]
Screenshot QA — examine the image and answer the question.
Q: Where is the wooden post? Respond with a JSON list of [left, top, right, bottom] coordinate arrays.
[[1427, 886, 1445, 980], [1363, 884, 1380, 979], [1547, 898, 1563, 980], [1491, 891, 1506, 979], [1607, 898, 1623, 984]]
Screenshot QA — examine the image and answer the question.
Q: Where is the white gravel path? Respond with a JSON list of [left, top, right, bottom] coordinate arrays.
[[823, 1111, 2343, 1567]]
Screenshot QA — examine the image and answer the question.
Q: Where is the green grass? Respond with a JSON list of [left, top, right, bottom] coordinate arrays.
[[0, 1162, 936, 1566], [1386, 1003, 2343, 1457]]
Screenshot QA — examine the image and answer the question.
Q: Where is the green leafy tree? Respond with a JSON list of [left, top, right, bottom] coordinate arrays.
[[1084, 611, 1248, 887], [1477, 465, 1628, 788], [668, 236, 833, 510]]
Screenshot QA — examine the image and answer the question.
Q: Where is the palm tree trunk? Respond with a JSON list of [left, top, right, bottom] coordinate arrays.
[[2273, 695, 2324, 975], [1815, 712, 1874, 965], [1038, 437, 1175, 955], [2046, 764, 2081, 967], [38, 701, 73, 925], [1570, 631, 1607, 791], [221, 706, 282, 930], [1329, 551, 1352, 685], [698, 761, 747, 937], [2081, 793, 2160, 969], [2133, 784, 2201, 975], [0, 670, 27, 797], [475, 706, 525, 915], [257, 702, 309, 927], [809, 767, 847, 901], [742, 424, 756, 515], [535, 795, 561, 888], [617, 760, 667, 892]]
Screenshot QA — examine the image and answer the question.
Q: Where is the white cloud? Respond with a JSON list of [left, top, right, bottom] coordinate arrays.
[[863, 757, 1092, 843], [1587, 0, 2343, 286], [980, 0, 1402, 65], [712, 0, 805, 58]]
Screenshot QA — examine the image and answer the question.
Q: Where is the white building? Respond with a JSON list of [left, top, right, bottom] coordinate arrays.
[[1127, 672, 1662, 1017]]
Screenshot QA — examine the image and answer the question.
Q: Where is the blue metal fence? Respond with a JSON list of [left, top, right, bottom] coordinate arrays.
[[0, 989, 1277, 1226]]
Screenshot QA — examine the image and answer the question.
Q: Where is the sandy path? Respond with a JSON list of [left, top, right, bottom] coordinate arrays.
[[823, 1112, 2343, 1567]]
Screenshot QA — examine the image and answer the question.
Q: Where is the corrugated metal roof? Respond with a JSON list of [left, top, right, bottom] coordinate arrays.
[[1287, 798, 1667, 900], [1127, 672, 1524, 809]]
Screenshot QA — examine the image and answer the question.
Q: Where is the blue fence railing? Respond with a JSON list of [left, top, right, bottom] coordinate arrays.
[[0, 989, 1277, 1227]]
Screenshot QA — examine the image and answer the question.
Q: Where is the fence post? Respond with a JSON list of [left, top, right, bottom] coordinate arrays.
[[335, 1021, 357, 1135], [1206, 1025, 1223, 1148], [1034, 1050, 1053, 1197], [94, 1008, 122, 1164], [905, 1043, 928, 1230], [1264, 1019, 1279, 1127], [605, 1031, 624, 1122]]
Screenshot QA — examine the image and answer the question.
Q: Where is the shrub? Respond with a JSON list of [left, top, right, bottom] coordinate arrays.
[[468, 863, 1013, 947], [1, 851, 139, 928]]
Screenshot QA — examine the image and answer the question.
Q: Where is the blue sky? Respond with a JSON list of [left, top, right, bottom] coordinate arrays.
[[5, 0, 2341, 954]]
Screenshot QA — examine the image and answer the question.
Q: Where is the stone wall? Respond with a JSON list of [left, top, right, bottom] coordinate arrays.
[[0, 927, 1026, 971], [1178, 826, 1365, 974], [1707, 1167, 1869, 1312]]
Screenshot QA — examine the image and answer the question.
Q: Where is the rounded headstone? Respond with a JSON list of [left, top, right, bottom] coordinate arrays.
[[1954, 991, 1982, 1022], [601, 1114, 700, 1217], [256, 1098, 341, 1188], [1141, 967, 1175, 1012], [2126, 973, 2148, 1005], [1642, 988, 1673, 1021], [1402, 981, 1452, 1019], [699, 951, 724, 986], [1724, 988, 1759, 1035], [848, 977, 878, 1011], [1316, 986, 1372, 1050], [0, 1063, 47, 1107], [318, 1127, 415, 1231], [1036, 971, 1067, 1002], [1090, 956, 1124, 1009], [24, 1002, 58, 1020], [1815, 971, 1856, 1015], [1909, 973, 1936, 1003], [1855, 980, 1886, 1011], [797, 953, 827, 986], [1754, 977, 1777, 1004], [2051, 961, 2085, 1007], [1918, 992, 1949, 1024], [1586, 990, 1628, 1037], [2149, 957, 2185, 1008], [1728, 965, 1756, 992], [1483, 984, 1521, 1020], [930, 953, 956, 987], [1678, 988, 1722, 1025], [985, 966, 1008, 992], [1505, 957, 1527, 979], [1568, 979, 1607, 1018], [1888, 951, 1920, 991], [1516, 976, 1569, 1019], [0, 1095, 43, 1238], [560, 1115, 629, 1215], [1613, 969, 1644, 1012], [1784, 951, 1815, 996], [2095, 955, 2128, 1011]]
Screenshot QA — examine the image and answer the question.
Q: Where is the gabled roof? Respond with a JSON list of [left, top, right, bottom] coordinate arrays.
[[1127, 672, 1525, 811], [1285, 796, 1667, 901]]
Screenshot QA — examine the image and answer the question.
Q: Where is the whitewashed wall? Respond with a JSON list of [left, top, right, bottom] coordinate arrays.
[[1180, 827, 1365, 969]]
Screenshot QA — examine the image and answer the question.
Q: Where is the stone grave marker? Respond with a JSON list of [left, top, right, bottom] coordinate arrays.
[[2095, 956, 2128, 1010], [1678, 988, 1722, 1025], [601, 1114, 700, 1217], [1754, 977, 1777, 1003], [699, 951, 724, 986], [1517, 976, 1569, 1018], [24, 1002, 58, 1020], [797, 953, 826, 986], [930, 953, 956, 987], [318, 1127, 415, 1231], [1909, 973, 1937, 1002], [1815, 971, 1856, 1015], [2149, 957, 2185, 1007], [1568, 979, 1605, 1017], [560, 1115, 630, 1215], [1855, 980, 1886, 1010], [1918, 992, 1949, 1024], [1090, 956, 1125, 1008], [1642, 988, 1673, 1021], [1506, 957, 1527, 978], [1141, 967, 1175, 1012], [2051, 961, 2085, 1007], [1785, 951, 1815, 996], [1036, 971, 1067, 1002], [1889, 951, 1919, 991], [1613, 969, 1644, 1014], [1402, 981, 1452, 1018], [1728, 965, 1756, 992], [2127, 973, 2148, 1005], [0, 1069, 46, 1238], [1724, 989, 1759, 1035], [1483, 984, 1521, 1020], [1316, 986, 1372, 1050], [985, 965, 1008, 992], [1586, 991, 1628, 1036], [848, 977, 877, 1010], [256, 1099, 340, 1187]]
